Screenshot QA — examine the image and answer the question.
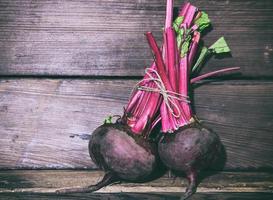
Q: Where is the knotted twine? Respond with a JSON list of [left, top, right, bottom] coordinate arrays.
[[135, 68, 190, 118]]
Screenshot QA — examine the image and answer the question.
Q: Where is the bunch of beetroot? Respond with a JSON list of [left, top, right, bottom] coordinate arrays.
[[57, 1, 239, 199]]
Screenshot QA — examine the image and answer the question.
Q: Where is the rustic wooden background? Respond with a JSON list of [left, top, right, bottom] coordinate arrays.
[[0, 0, 273, 199]]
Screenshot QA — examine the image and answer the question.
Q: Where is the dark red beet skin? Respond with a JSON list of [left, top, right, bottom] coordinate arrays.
[[158, 123, 222, 200], [56, 123, 162, 194], [89, 123, 160, 182]]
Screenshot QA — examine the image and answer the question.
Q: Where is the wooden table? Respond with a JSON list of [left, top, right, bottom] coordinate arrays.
[[0, 0, 272, 199]]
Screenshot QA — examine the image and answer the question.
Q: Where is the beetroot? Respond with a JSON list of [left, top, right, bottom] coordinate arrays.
[[144, 1, 238, 199], [158, 124, 222, 199], [56, 122, 163, 194], [56, 2, 167, 194], [89, 123, 161, 183], [55, 70, 164, 193], [58, 123, 163, 193]]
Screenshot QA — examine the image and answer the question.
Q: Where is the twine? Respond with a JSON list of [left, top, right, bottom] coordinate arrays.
[[135, 68, 190, 118]]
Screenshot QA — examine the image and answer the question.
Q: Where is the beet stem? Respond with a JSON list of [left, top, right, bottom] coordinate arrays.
[[146, 32, 183, 118], [124, 61, 162, 134], [165, 0, 173, 29], [179, 2, 190, 17], [166, 27, 178, 92], [190, 67, 240, 83]]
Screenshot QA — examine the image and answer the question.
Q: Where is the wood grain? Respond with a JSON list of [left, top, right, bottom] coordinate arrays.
[[0, 79, 272, 169], [1, 193, 273, 200], [0, 170, 272, 193], [0, 0, 272, 77]]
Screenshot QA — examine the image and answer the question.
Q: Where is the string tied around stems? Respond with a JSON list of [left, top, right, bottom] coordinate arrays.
[[135, 68, 190, 118]]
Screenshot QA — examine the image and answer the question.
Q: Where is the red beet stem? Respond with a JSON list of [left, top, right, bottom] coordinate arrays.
[[178, 56, 192, 122], [165, 0, 173, 29], [188, 31, 201, 67], [125, 90, 142, 113], [161, 103, 170, 132], [126, 63, 156, 114], [176, 4, 198, 125], [124, 1, 237, 135], [132, 82, 162, 134], [124, 62, 162, 135], [190, 67, 240, 83], [145, 32, 183, 117], [179, 2, 190, 17], [154, 3, 200, 132], [183, 5, 197, 28], [166, 27, 178, 92]]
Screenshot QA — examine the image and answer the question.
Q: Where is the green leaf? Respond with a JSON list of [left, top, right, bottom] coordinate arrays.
[[180, 29, 192, 58], [191, 37, 231, 73], [176, 28, 184, 48], [192, 46, 209, 72], [177, 34, 182, 49], [195, 11, 210, 32], [173, 16, 184, 33], [209, 37, 231, 54], [180, 35, 191, 57], [104, 116, 113, 124], [174, 16, 184, 25]]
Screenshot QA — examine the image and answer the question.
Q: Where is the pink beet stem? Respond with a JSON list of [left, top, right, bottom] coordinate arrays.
[[124, 1, 238, 136], [178, 57, 188, 97], [178, 56, 192, 121], [145, 32, 183, 117], [163, 0, 173, 75], [188, 31, 201, 67], [124, 60, 163, 134], [130, 91, 144, 115], [125, 90, 142, 113], [125, 62, 157, 113], [183, 5, 197, 28], [166, 27, 178, 92], [159, 3, 199, 132], [190, 67, 240, 83], [177, 4, 198, 122], [133, 93, 161, 134], [161, 103, 178, 133], [145, 32, 172, 91], [165, 0, 174, 29], [132, 79, 162, 134], [179, 2, 190, 17], [163, 32, 169, 74], [160, 103, 169, 132], [134, 86, 152, 117]]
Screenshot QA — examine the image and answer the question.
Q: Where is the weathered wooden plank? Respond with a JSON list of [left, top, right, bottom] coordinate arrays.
[[1, 193, 273, 200], [0, 170, 272, 194], [0, 0, 272, 76], [0, 79, 272, 169]]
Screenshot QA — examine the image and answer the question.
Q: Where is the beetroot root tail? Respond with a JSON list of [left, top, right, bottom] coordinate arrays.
[[56, 172, 118, 194], [181, 171, 197, 200]]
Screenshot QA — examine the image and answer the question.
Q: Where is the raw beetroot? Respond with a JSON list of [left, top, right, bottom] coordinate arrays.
[[55, 62, 165, 192], [57, 123, 163, 194], [89, 123, 161, 182], [56, 3, 167, 195], [158, 124, 222, 199], [145, 1, 238, 199]]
